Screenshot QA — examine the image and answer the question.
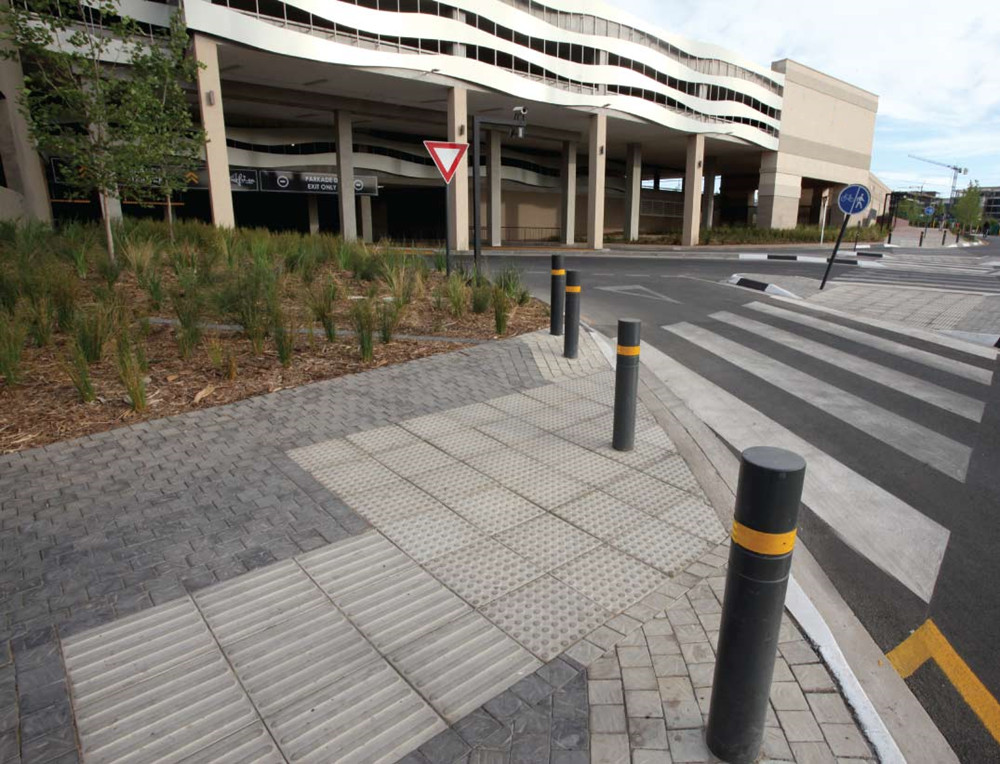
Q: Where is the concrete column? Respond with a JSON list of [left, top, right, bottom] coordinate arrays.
[[701, 157, 717, 230], [586, 112, 606, 250], [624, 142, 642, 241], [757, 152, 802, 229], [360, 195, 373, 243], [0, 50, 50, 221], [653, 169, 661, 192], [336, 111, 357, 241], [307, 195, 319, 234], [560, 140, 577, 245], [487, 129, 502, 247], [447, 86, 469, 251], [681, 134, 704, 246], [192, 34, 234, 228]]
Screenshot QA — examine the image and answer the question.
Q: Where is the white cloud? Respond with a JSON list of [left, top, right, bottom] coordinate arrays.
[[608, 0, 1000, 186]]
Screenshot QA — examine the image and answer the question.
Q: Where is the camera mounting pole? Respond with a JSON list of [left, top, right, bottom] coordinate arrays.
[[472, 107, 528, 274]]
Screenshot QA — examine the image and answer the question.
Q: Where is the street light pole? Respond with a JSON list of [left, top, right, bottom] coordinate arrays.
[[471, 108, 527, 275]]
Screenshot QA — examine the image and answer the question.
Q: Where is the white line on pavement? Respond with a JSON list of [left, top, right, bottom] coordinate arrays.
[[663, 322, 971, 481]]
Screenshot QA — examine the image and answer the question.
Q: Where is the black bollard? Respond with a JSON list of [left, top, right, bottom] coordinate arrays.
[[942, 228, 947, 246], [613, 318, 640, 451], [706, 446, 806, 764], [919, 230, 924, 247], [564, 270, 580, 359], [550, 254, 566, 336]]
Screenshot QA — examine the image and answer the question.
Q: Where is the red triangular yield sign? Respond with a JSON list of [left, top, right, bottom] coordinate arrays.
[[424, 140, 469, 184]]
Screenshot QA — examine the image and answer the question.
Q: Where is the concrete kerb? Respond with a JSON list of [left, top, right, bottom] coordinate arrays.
[[587, 326, 958, 764]]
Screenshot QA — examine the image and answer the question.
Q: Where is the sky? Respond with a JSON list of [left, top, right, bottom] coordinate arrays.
[[611, 0, 1000, 196]]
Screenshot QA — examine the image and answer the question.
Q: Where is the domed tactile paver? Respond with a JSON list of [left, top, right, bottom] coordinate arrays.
[[480, 575, 611, 661]]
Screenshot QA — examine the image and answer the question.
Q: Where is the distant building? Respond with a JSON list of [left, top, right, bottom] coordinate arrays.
[[1, 0, 887, 245], [981, 187, 1000, 221]]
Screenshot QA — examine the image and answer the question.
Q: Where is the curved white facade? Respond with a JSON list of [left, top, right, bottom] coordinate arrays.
[[181, 0, 784, 150]]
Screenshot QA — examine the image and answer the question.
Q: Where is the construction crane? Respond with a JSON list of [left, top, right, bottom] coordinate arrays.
[[908, 154, 968, 220]]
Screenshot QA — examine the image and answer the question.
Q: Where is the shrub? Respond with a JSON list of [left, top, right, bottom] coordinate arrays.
[[377, 299, 402, 343], [492, 285, 511, 335], [115, 332, 147, 412], [139, 268, 163, 310], [96, 251, 122, 288], [431, 287, 444, 311], [27, 295, 54, 347], [433, 251, 447, 272], [471, 284, 492, 314], [350, 298, 376, 362], [0, 269, 18, 314], [64, 343, 95, 402], [446, 272, 469, 317], [171, 286, 204, 360], [121, 236, 156, 278], [58, 222, 94, 278], [496, 265, 525, 301], [49, 270, 77, 331], [74, 304, 115, 363], [0, 313, 27, 385], [272, 311, 296, 367], [308, 278, 338, 342], [217, 253, 279, 354]]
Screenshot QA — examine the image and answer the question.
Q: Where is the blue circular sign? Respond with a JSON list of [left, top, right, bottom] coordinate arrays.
[[924, 206, 935, 216], [837, 184, 871, 216]]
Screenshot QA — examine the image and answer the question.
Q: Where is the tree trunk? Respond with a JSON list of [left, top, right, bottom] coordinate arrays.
[[99, 192, 116, 262], [166, 194, 174, 243]]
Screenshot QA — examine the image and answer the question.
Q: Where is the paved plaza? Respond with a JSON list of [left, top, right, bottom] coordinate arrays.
[[2, 329, 877, 763]]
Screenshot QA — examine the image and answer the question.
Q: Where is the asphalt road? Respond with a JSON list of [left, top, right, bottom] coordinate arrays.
[[480, 242, 1000, 762]]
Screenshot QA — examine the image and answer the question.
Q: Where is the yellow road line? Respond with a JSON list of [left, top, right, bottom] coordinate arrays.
[[888, 619, 1000, 743]]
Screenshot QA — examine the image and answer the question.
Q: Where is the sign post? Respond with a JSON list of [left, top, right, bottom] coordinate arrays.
[[424, 140, 469, 277], [820, 184, 871, 290]]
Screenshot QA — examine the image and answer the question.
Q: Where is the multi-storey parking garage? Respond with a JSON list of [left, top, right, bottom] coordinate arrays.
[[0, 0, 889, 246]]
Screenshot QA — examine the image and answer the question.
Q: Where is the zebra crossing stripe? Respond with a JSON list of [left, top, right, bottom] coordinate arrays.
[[746, 303, 995, 384], [710, 311, 985, 422], [639, 341, 948, 603], [664, 322, 971, 481]]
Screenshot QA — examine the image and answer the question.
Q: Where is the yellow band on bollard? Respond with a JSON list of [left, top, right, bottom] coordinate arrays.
[[566, 285, 581, 293], [551, 269, 566, 275], [731, 522, 796, 556], [617, 345, 640, 356]]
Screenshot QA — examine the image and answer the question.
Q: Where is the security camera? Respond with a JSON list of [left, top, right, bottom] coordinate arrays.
[[512, 106, 528, 117]]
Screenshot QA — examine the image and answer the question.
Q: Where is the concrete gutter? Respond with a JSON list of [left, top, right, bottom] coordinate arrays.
[[587, 325, 958, 764]]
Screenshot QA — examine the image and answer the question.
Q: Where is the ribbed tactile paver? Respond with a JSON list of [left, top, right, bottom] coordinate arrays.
[[498, 514, 601, 569], [264, 657, 444, 764], [552, 491, 651, 540], [444, 486, 546, 534], [331, 565, 471, 654], [379, 505, 484, 563], [480, 575, 610, 661], [551, 544, 667, 612], [63, 598, 275, 764], [298, 530, 413, 597], [386, 610, 541, 722], [610, 520, 710, 576], [195, 560, 328, 647], [426, 538, 543, 607]]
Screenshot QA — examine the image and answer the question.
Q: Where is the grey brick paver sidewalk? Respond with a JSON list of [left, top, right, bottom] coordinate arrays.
[[3, 330, 877, 763]]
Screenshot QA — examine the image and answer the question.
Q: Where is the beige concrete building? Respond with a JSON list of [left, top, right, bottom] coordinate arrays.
[[0, 0, 886, 246]]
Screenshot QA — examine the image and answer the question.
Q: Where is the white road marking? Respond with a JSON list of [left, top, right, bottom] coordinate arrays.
[[663, 322, 971, 481], [748, 302, 996, 382], [639, 342, 949, 603], [710, 311, 985, 422]]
